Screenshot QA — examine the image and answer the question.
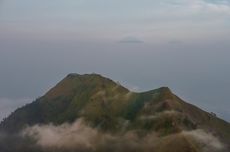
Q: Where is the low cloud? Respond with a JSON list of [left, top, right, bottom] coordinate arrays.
[[22, 119, 157, 152], [138, 110, 180, 120], [182, 129, 225, 152], [22, 119, 103, 150], [20, 118, 226, 152]]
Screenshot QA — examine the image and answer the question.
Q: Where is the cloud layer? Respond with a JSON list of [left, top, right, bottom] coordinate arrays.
[[21, 118, 225, 152], [1, 0, 230, 42]]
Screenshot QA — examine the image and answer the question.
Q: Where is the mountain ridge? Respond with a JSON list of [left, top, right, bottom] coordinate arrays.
[[0, 73, 229, 152]]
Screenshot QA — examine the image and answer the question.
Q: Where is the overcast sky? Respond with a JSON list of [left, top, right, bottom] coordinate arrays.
[[0, 0, 230, 122]]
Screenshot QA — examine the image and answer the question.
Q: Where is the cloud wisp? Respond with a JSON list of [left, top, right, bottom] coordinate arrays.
[[181, 129, 225, 152]]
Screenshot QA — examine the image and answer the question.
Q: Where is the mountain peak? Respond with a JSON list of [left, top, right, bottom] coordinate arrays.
[[66, 73, 104, 79], [66, 73, 81, 77], [157, 86, 175, 100], [45, 73, 128, 100]]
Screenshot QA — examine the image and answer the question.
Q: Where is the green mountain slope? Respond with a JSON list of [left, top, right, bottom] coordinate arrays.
[[0, 73, 229, 152]]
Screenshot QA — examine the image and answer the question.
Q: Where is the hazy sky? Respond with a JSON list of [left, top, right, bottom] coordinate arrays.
[[0, 0, 230, 122]]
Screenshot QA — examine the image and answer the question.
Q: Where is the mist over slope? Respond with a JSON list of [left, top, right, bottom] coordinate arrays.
[[0, 73, 229, 152]]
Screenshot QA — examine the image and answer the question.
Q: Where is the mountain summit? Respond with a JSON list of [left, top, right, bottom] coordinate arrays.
[[0, 73, 229, 152]]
